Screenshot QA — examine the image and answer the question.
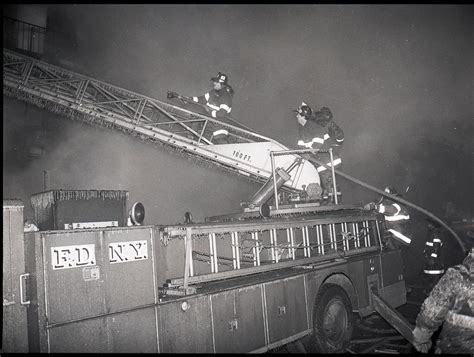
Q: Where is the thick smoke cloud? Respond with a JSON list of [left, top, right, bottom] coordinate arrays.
[[4, 4, 473, 225], [3, 100, 260, 222]]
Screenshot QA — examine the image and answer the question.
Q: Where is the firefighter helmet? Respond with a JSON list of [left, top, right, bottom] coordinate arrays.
[[384, 186, 399, 196], [377, 186, 399, 204], [294, 102, 312, 119], [210, 72, 229, 84]]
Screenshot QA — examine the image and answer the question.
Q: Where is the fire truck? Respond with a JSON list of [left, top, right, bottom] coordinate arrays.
[[6, 48, 462, 353]]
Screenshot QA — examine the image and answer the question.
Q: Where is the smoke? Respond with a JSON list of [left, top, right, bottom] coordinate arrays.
[[3, 95, 261, 222], [4, 4, 473, 223]]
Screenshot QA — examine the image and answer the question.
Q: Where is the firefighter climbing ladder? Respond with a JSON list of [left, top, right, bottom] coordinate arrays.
[[3, 49, 319, 192], [160, 209, 382, 293]]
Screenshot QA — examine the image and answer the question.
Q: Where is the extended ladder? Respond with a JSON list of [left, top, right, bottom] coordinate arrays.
[[3, 49, 319, 192], [159, 206, 383, 294]]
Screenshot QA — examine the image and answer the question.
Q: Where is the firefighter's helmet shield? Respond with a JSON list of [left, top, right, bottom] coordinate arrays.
[[211, 72, 229, 84]]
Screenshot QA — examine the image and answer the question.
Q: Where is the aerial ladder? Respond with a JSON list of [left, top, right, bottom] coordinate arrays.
[[3, 49, 320, 195]]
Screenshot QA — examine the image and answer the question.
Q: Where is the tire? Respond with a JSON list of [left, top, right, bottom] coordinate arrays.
[[310, 284, 353, 353]]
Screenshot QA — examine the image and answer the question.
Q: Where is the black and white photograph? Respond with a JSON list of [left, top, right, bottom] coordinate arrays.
[[3, 4, 473, 354]]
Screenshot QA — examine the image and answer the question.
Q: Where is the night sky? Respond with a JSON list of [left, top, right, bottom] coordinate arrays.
[[3, 5, 473, 246]]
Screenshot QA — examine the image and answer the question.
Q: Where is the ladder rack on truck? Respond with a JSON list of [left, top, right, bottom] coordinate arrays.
[[3, 49, 319, 193], [160, 205, 382, 293]]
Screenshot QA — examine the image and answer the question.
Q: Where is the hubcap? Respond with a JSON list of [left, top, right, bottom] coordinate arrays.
[[322, 297, 348, 345]]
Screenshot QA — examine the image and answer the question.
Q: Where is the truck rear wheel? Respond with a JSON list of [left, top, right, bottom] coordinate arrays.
[[310, 284, 353, 353]]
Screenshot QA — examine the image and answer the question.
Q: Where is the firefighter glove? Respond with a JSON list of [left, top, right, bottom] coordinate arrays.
[[167, 91, 179, 99], [412, 326, 432, 353]]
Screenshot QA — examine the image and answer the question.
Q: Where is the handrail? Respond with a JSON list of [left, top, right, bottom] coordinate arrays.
[[3, 16, 47, 30], [3, 16, 46, 56]]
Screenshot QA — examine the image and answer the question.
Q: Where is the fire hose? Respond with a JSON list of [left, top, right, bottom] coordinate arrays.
[[308, 156, 466, 254]]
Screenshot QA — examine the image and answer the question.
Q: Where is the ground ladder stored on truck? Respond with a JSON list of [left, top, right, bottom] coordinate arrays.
[[3, 48, 319, 192], [160, 205, 383, 295], [157, 205, 416, 353]]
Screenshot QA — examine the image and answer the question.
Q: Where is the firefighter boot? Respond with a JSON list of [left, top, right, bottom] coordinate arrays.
[[319, 172, 332, 205]]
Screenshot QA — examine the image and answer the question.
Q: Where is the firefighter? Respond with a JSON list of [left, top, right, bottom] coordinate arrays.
[[422, 219, 445, 289], [375, 186, 412, 249], [184, 211, 193, 224], [412, 248, 474, 354], [294, 102, 344, 203], [192, 72, 233, 119], [167, 72, 234, 143]]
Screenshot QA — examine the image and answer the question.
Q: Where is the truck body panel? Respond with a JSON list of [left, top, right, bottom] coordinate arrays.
[[3, 201, 30, 352], [19, 220, 405, 353], [3, 189, 408, 354]]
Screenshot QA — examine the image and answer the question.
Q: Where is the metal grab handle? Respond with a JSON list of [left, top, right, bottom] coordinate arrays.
[[278, 305, 287, 316], [19, 273, 30, 306]]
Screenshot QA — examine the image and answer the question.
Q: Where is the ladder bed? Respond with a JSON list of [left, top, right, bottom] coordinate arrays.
[[160, 207, 383, 293]]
